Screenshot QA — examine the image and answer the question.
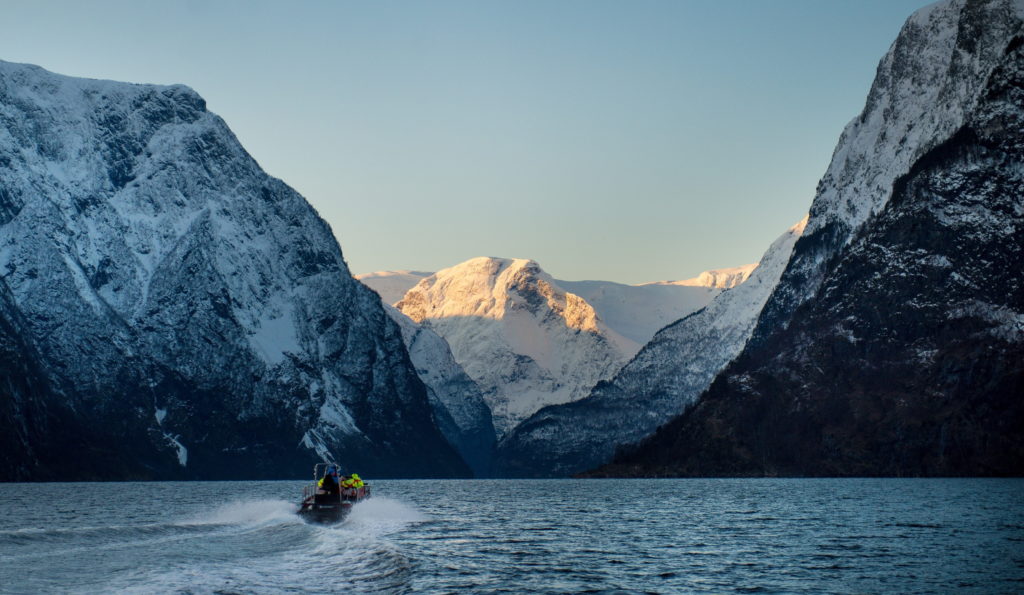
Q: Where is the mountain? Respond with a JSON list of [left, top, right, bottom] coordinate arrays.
[[384, 305, 497, 476], [357, 270, 431, 305], [0, 277, 58, 479], [359, 261, 740, 466], [361, 266, 740, 347], [395, 257, 635, 438], [495, 221, 804, 477], [643, 264, 757, 290], [595, 0, 1024, 477], [554, 276, 725, 346], [0, 60, 469, 480]]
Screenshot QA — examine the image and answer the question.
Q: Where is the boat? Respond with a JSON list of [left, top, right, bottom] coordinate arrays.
[[297, 462, 371, 524]]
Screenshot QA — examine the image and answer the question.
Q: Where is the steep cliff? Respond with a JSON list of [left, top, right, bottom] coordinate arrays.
[[0, 60, 468, 479], [597, 0, 1024, 477]]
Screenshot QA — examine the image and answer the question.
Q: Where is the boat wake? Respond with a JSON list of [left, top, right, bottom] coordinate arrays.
[[345, 496, 426, 532], [81, 496, 427, 594], [182, 498, 300, 527]]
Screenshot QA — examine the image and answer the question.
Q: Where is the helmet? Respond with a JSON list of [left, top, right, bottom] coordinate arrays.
[[351, 473, 360, 480]]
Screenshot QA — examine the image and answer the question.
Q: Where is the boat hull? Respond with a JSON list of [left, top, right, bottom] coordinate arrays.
[[297, 500, 354, 524]]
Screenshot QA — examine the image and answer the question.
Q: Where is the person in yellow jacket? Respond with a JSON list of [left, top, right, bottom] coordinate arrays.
[[350, 473, 364, 488]]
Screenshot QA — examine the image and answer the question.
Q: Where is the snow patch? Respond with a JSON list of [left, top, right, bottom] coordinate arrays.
[[163, 433, 188, 466], [300, 430, 333, 462], [247, 300, 299, 365], [950, 300, 1024, 342], [318, 400, 359, 435]]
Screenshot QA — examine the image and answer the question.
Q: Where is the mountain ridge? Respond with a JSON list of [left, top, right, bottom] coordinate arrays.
[[394, 257, 634, 438], [494, 219, 805, 477], [592, 0, 1024, 478], [0, 59, 469, 480]]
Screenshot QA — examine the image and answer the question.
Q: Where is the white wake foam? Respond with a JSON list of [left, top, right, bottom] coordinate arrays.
[[347, 496, 425, 523], [181, 498, 299, 526]]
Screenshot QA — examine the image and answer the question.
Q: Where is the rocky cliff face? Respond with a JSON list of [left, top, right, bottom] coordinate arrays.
[[385, 305, 497, 476], [0, 278, 56, 479], [0, 60, 468, 479], [396, 257, 634, 438], [596, 0, 1024, 477], [756, 0, 1024, 340], [495, 221, 803, 477]]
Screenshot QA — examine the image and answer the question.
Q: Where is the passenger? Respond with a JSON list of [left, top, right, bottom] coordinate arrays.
[[351, 473, 365, 498], [318, 466, 341, 495]]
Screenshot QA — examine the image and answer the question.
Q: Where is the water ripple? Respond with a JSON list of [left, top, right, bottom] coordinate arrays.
[[1, 479, 1022, 593]]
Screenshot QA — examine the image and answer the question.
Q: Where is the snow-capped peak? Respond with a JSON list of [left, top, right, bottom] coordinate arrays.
[[807, 0, 1021, 237], [396, 256, 634, 437], [644, 263, 758, 289]]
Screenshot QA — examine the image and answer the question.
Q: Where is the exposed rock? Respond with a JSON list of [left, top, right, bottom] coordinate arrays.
[[595, 0, 1024, 478], [0, 60, 468, 479]]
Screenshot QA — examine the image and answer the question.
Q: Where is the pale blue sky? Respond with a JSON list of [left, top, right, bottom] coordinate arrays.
[[2, 0, 926, 284]]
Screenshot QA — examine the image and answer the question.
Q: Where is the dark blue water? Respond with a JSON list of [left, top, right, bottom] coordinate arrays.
[[1, 479, 1021, 593]]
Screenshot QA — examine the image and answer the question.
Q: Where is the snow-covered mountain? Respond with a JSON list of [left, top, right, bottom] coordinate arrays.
[[383, 304, 496, 476], [0, 60, 468, 480], [495, 221, 804, 476], [596, 0, 1024, 477], [355, 272, 497, 475], [361, 266, 742, 348], [395, 257, 635, 438], [757, 0, 1024, 337], [359, 260, 746, 461], [357, 270, 431, 305], [554, 277, 723, 346], [644, 264, 757, 290]]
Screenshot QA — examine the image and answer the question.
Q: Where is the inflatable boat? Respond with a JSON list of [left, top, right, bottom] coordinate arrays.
[[297, 462, 371, 524]]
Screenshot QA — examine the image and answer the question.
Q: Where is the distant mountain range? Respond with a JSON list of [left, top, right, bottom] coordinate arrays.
[[359, 262, 752, 346], [495, 220, 804, 476], [359, 259, 761, 468]]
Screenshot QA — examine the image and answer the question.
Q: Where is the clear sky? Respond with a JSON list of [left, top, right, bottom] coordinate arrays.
[[2, 0, 927, 284]]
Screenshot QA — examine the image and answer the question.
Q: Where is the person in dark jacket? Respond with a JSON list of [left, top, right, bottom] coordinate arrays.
[[317, 466, 341, 495]]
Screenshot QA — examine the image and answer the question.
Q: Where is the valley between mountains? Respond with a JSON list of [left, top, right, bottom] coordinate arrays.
[[1, 0, 1021, 480]]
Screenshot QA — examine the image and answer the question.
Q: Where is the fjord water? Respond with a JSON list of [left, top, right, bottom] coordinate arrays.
[[1, 479, 1021, 593]]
